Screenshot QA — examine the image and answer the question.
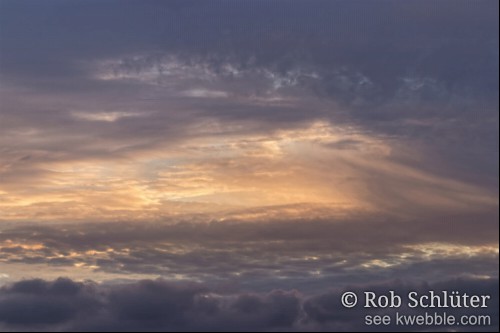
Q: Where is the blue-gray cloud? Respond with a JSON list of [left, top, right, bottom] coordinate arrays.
[[0, 277, 497, 331], [1, 0, 497, 188]]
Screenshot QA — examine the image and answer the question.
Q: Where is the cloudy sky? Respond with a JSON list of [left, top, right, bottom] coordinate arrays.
[[0, 0, 498, 331]]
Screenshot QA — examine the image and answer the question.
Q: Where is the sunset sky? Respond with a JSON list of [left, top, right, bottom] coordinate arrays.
[[0, 0, 498, 331]]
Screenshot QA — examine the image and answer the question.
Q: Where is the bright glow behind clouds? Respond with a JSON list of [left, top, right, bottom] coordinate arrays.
[[0, 53, 496, 222], [0, 112, 495, 223]]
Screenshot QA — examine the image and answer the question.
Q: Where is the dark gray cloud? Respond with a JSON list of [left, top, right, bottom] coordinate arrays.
[[302, 278, 499, 332], [0, 277, 497, 331], [1, 1, 497, 184], [0, 278, 100, 327], [1, 1, 497, 87]]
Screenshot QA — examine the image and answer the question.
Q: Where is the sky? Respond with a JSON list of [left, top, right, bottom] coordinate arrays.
[[0, 0, 498, 331]]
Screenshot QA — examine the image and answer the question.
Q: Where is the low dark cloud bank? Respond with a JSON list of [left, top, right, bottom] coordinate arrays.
[[0, 277, 497, 332]]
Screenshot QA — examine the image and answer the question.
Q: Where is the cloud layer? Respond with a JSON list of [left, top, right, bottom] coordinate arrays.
[[0, 213, 497, 292], [0, 277, 497, 332], [1, 1, 498, 222]]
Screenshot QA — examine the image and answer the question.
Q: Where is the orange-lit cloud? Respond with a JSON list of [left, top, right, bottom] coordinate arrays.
[[1, 117, 496, 223]]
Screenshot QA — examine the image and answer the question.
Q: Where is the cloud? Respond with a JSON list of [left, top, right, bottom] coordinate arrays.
[[180, 89, 229, 98], [0, 278, 100, 327], [0, 1, 497, 223], [0, 277, 497, 331], [71, 111, 150, 122], [0, 213, 497, 291], [0, 115, 496, 223], [302, 278, 499, 331]]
